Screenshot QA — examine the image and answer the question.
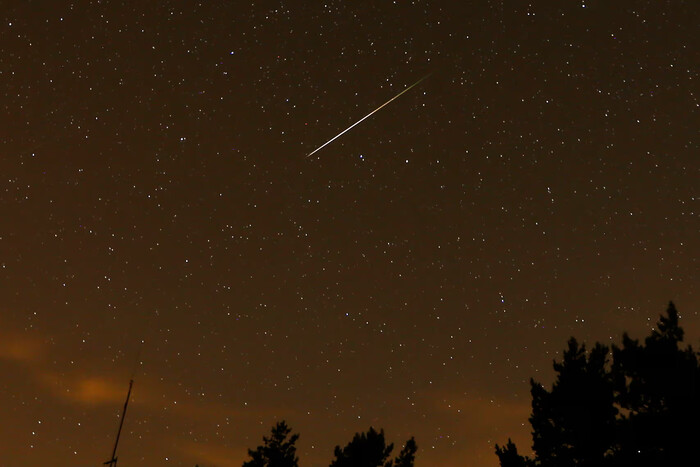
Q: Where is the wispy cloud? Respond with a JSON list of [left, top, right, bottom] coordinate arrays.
[[424, 389, 533, 466], [0, 332, 45, 364], [179, 440, 248, 467], [67, 375, 133, 405], [431, 392, 531, 431], [32, 370, 138, 407]]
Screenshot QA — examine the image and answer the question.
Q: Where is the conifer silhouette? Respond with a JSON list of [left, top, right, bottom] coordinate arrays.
[[496, 302, 699, 467], [243, 421, 300, 467], [329, 427, 417, 467], [611, 302, 699, 466]]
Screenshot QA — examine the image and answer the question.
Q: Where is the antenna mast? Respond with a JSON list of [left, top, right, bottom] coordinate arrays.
[[104, 379, 134, 467]]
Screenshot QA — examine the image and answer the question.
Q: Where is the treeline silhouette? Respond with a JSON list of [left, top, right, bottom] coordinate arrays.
[[238, 422, 416, 467], [194, 302, 697, 467], [496, 302, 699, 466]]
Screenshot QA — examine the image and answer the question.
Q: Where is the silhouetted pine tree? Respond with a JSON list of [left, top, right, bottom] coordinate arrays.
[[243, 421, 299, 467], [329, 427, 417, 467], [494, 439, 532, 467], [495, 302, 699, 467], [611, 302, 699, 466], [393, 437, 418, 467], [529, 338, 617, 467]]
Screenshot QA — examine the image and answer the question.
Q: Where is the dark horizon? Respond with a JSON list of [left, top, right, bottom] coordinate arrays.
[[1, 1, 698, 466]]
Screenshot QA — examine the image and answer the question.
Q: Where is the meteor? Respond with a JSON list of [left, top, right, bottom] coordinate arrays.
[[306, 74, 431, 158]]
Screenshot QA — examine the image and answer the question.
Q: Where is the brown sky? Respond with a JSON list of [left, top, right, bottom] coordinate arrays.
[[1, 1, 698, 466]]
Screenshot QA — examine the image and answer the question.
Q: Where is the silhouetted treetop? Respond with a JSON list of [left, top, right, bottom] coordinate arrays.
[[494, 439, 531, 467], [529, 338, 617, 467], [243, 423, 417, 467], [496, 302, 699, 467], [329, 427, 417, 467], [611, 301, 699, 466], [330, 427, 393, 467], [243, 421, 300, 467], [393, 437, 417, 467]]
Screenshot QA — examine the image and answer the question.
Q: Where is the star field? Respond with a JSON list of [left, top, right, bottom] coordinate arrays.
[[1, 1, 698, 466]]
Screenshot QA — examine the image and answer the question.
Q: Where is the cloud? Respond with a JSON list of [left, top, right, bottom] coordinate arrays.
[[34, 371, 136, 406], [432, 393, 531, 433], [0, 328, 142, 408], [69, 376, 133, 405], [179, 440, 248, 467], [424, 390, 533, 466], [0, 332, 45, 364], [0, 332, 129, 406]]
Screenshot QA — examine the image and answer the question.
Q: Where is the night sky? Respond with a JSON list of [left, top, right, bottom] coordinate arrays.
[[1, 1, 698, 466]]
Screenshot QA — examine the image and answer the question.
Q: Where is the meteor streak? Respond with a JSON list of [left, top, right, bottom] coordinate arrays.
[[306, 74, 431, 158]]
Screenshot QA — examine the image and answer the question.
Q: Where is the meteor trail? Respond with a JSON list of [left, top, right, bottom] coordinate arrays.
[[306, 74, 431, 158]]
